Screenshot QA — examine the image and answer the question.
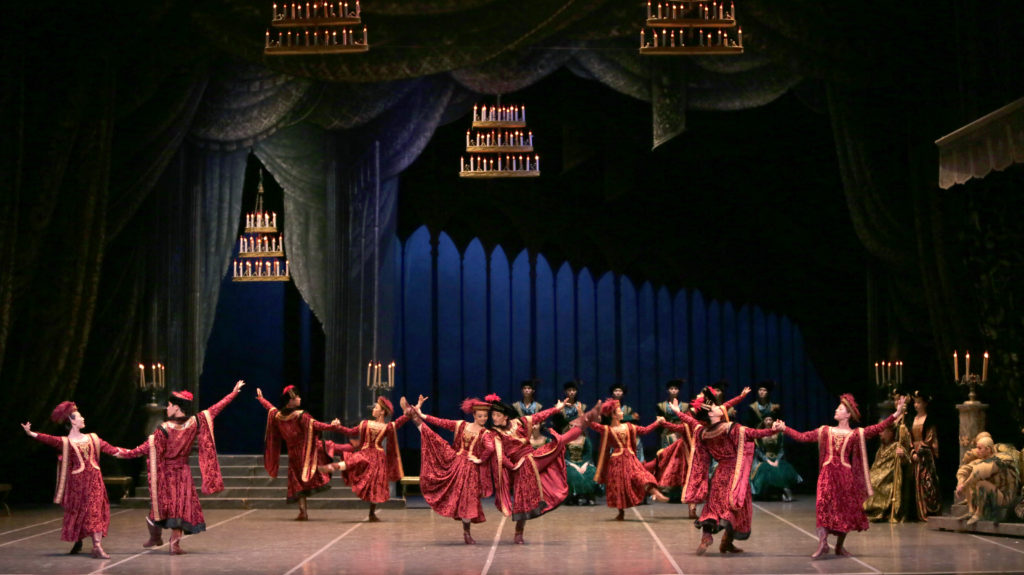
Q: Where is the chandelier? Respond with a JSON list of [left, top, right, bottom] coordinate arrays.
[[640, 1, 743, 55], [460, 99, 539, 179], [265, 2, 369, 56], [233, 171, 290, 282]]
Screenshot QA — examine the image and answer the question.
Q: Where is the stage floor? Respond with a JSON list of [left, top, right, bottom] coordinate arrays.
[[1, 498, 1022, 575]]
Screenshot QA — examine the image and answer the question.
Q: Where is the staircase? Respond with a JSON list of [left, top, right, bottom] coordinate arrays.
[[120, 454, 406, 510]]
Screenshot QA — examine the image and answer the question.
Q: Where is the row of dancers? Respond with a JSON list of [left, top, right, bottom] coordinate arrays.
[[21, 379, 906, 560]]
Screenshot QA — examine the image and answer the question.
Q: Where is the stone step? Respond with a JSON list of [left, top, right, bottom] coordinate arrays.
[[928, 514, 1024, 538], [119, 496, 405, 510]]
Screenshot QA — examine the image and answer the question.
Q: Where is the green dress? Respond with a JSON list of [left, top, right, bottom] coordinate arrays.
[[565, 433, 601, 504], [749, 431, 802, 497]]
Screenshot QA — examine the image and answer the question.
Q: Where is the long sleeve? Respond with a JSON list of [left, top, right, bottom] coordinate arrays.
[[862, 413, 897, 441], [30, 432, 62, 449], [921, 422, 939, 459], [678, 411, 701, 429], [783, 426, 819, 443], [392, 413, 410, 429], [100, 438, 128, 457], [119, 437, 152, 459], [317, 418, 356, 434], [588, 421, 606, 434], [723, 390, 748, 410], [634, 420, 662, 436], [661, 420, 691, 435], [207, 390, 240, 419], [422, 414, 459, 432], [257, 395, 275, 412], [526, 405, 561, 426], [743, 426, 780, 440]]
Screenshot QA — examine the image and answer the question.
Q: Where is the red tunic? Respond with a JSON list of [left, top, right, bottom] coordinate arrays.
[[677, 413, 776, 538], [418, 415, 498, 523], [491, 407, 582, 520], [33, 433, 123, 542], [589, 420, 661, 509], [332, 415, 410, 504], [121, 391, 237, 533], [784, 414, 896, 534], [257, 396, 337, 502]]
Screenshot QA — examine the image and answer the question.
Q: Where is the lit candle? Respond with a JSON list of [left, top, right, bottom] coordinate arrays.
[[657, 1, 662, 18], [363, 25, 367, 45], [738, 27, 742, 46], [285, 260, 289, 276], [982, 352, 989, 382], [953, 351, 958, 381], [274, 260, 280, 276], [529, 131, 533, 146], [965, 352, 971, 377], [139, 363, 146, 389], [366, 361, 373, 388], [291, 2, 296, 19], [273, 212, 277, 228], [886, 361, 891, 382], [522, 105, 525, 123], [356, 0, 360, 15], [535, 155, 540, 172], [375, 362, 382, 388], [389, 361, 395, 388], [158, 364, 165, 389], [874, 362, 879, 386], [234, 261, 238, 277], [266, 30, 270, 48], [306, 2, 310, 18], [460, 157, 465, 172], [498, 156, 502, 171], [897, 361, 902, 384], [647, 0, 651, 19], [730, 1, 735, 19], [246, 262, 252, 276], [151, 364, 158, 389], [466, 130, 470, 147]]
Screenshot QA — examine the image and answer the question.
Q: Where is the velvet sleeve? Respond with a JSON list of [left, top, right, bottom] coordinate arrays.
[[527, 405, 561, 426], [678, 411, 701, 429], [783, 426, 819, 443], [118, 438, 151, 459], [323, 420, 359, 435], [743, 426, 780, 440], [862, 413, 897, 441], [588, 421, 605, 434], [99, 438, 128, 457], [923, 422, 939, 459], [635, 420, 662, 435], [661, 421, 690, 434], [207, 390, 240, 419], [257, 395, 275, 412], [392, 413, 411, 429], [30, 432, 62, 449], [723, 390, 748, 409], [422, 414, 459, 432]]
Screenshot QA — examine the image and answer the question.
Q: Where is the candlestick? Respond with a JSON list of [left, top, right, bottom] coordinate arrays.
[[159, 364, 165, 389], [366, 361, 373, 388], [139, 363, 146, 389], [965, 352, 970, 377], [982, 352, 989, 382], [388, 361, 395, 388], [363, 26, 368, 45], [897, 361, 902, 384], [874, 362, 879, 386], [953, 351, 958, 382]]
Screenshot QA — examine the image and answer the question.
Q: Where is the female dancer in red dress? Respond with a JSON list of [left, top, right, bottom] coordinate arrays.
[[666, 395, 782, 555], [21, 402, 131, 558], [782, 393, 907, 558], [487, 394, 583, 544], [588, 399, 668, 520], [406, 396, 504, 544], [646, 386, 750, 519], [317, 396, 419, 521], [120, 381, 244, 554], [256, 385, 340, 520]]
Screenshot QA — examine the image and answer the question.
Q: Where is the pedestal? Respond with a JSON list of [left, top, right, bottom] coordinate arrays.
[[956, 401, 988, 461], [144, 403, 165, 436]]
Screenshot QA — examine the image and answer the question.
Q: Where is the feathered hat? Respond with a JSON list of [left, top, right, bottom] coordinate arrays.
[[460, 397, 492, 414], [50, 401, 77, 424], [485, 393, 517, 417], [839, 393, 861, 422], [600, 398, 621, 417]]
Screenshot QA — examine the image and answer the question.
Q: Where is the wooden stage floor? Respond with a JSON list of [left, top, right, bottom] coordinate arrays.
[[1, 498, 1022, 574]]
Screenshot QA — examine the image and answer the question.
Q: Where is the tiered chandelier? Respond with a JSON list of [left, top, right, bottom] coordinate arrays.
[[459, 100, 539, 179], [265, 2, 369, 55], [232, 171, 290, 282], [640, 1, 743, 55]]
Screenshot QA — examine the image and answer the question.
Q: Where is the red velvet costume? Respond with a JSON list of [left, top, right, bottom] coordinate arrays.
[[418, 414, 499, 523], [257, 395, 337, 502], [589, 419, 662, 509], [121, 390, 238, 533], [331, 414, 410, 504], [32, 433, 124, 542], [784, 413, 897, 533], [675, 412, 778, 539], [491, 406, 583, 520], [647, 392, 747, 487]]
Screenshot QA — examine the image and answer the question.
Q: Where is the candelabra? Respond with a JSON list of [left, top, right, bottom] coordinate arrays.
[[460, 100, 540, 179], [366, 360, 395, 395], [954, 350, 989, 403], [873, 359, 903, 395], [233, 170, 291, 282], [640, 1, 743, 56], [137, 362, 166, 403], [265, 2, 369, 55]]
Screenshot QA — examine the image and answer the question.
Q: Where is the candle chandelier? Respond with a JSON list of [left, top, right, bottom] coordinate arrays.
[[233, 171, 290, 282], [265, 2, 369, 56], [640, 1, 743, 56], [460, 98, 540, 179]]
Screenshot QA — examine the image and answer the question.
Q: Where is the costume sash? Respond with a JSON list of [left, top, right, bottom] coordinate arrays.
[[385, 422, 404, 481], [54, 437, 70, 504], [593, 425, 611, 483], [198, 411, 225, 494], [299, 414, 318, 483], [148, 433, 161, 519]]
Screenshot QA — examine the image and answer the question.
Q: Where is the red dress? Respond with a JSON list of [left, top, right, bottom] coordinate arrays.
[[676, 413, 777, 538], [331, 415, 410, 504], [257, 396, 337, 502], [491, 407, 583, 520], [589, 420, 661, 509], [33, 433, 124, 542], [418, 415, 498, 523], [121, 391, 237, 533], [784, 414, 896, 533]]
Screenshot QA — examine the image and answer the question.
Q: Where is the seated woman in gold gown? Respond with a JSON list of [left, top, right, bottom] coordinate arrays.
[[863, 412, 913, 522]]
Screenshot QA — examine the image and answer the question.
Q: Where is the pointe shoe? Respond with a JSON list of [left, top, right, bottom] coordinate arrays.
[[69, 540, 83, 555], [513, 531, 525, 544], [696, 532, 713, 556], [463, 531, 476, 545]]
